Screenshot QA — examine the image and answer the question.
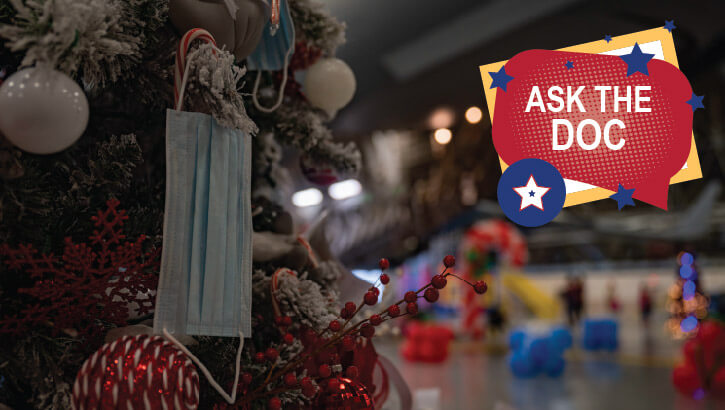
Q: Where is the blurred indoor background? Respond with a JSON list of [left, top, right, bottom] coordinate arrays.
[[281, 1, 725, 409]]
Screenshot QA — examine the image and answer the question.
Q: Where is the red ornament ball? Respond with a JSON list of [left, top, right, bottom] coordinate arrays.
[[380, 273, 390, 284], [360, 323, 375, 338], [301, 376, 314, 389], [283, 333, 295, 344], [345, 365, 359, 379], [431, 274, 447, 289], [284, 372, 298, 386], [281, 316, 293, 326], [404, 291, 417, 303], [379, 258, 390, 270], [341, 307, 353, 320], [242, 372, 253, 385], [406, 302, 419, 315], [369, 314, 383, 326], [265, 347, 279, 362], [443, 255, 456, 268], [319, 364, 332, 378], [329, 320, 342, 332], [364, 291, 377, 306], [268, 397, 282, 410], [72, 335, 199, 410], [424, 288, 440, 303], [370, 286, 381, 297], [315, 377, 374, 410], [387, 304, 401, 317], [345, 302, 357, 312], [474, 281, 488, 294]]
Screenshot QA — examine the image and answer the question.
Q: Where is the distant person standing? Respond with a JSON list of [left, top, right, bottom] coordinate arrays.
[[561, 276, 585, 326], [639, 283, 653, 325], [606, 280, 621, 314]]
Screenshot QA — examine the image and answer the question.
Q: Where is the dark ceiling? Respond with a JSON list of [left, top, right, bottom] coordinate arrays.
[[322, 0, 725, 136]]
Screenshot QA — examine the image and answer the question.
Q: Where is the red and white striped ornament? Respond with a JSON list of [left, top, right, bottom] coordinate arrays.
[[72, 335, 199, 410]]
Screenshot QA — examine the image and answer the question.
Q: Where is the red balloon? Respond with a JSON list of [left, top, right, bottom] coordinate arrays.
[[682, 338, 701, 365], [711, 367, 725, 399], [672, 363, 702, 397]]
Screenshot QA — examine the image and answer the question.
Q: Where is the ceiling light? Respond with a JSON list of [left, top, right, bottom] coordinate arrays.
[[329, 179, 362, 200], [428, 107, 455, 129], [465, 106, 483, 124], [433, 128, 452, 145], [292, 188, 323, 207]]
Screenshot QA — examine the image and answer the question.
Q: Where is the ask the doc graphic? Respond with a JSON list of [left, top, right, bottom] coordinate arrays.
[[480, 27, 703, 226]]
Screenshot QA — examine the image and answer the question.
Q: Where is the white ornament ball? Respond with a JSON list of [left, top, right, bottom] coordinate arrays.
[[0, 67, 89, 154], [304, 57, 356, 117]]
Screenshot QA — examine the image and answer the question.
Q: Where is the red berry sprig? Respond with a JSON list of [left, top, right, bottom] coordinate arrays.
[[237, 254, 488, 408]]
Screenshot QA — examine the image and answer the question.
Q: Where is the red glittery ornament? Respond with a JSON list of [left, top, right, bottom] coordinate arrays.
[[378, 258, 390, 270], [404, 291, 417, 303], [406, 302, 419, 315], [379, 274, 390, 284], [443, 255, 456, 268], [72, 335, 199, 409], [364, 291, 377, 306], [369, 314, 382, 326], [315, 377, 374, 410]]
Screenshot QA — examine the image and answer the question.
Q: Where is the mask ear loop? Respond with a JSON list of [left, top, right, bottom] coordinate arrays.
[[163, 329, 245, 404], [251, 42, 294, 113]]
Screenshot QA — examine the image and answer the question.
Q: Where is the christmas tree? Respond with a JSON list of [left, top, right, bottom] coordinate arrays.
[[0, 1, 487, 408]]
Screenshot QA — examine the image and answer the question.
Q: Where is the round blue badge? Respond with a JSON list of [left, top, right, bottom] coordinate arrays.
[[497, 158, 566, 227]]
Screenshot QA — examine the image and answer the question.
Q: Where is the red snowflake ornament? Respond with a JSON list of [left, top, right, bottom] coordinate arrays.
[[0, 199, 160, 339]]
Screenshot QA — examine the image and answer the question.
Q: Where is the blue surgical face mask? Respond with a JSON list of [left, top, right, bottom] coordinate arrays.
[[249, 0, 295, 112], [153, 107, 252, 338]]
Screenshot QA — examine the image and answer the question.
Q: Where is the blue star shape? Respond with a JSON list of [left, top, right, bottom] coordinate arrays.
[[529, 191, 535, 197], [604, 34, 612, 43], [565, 61, 574, 70], [686, 93, 704, 111], [619, 43, 655, 76], [489, 65, 514, 92], [610, 184, 635, 210], [664, 20, 676, 32]]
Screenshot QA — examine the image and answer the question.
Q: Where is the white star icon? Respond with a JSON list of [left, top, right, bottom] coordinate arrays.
[[513, 175, 550, 211]]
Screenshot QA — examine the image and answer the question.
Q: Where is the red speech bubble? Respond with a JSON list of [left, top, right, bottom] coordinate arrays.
[[492, 49, 693, 209]]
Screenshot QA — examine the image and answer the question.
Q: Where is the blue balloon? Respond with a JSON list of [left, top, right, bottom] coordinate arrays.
[[544, 356, 566, 377], [509, 330, 526, 351], [529, 338, 549, 365], [550, 328, 573, 350], [509, 352, 535, 378]]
